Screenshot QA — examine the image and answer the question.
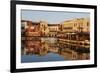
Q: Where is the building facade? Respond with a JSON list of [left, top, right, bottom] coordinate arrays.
[[61, 18, 90, 33], [21, 20, 40, 37], [39, 21, 49, 36]]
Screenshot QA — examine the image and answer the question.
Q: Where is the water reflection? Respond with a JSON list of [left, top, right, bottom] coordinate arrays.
[[21, 37, 90, 63]]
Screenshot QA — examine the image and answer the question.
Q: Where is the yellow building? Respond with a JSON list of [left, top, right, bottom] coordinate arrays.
[[48, 24, 59, 32], [39, 21, 49, 36], [61, 18, 90, 33], [48, 24, 59, 37]]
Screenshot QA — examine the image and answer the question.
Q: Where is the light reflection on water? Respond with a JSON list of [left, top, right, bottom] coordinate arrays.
[[21, 37, 90, 63]]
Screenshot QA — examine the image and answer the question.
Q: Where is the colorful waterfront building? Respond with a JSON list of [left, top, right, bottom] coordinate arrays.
[[61, 18, 90, 33]]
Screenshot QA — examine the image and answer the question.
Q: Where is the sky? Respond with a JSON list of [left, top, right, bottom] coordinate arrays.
[[21, 10, 90, 24]]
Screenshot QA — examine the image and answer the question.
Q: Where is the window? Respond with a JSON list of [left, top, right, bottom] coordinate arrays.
[[87, 22, 89, 26]]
